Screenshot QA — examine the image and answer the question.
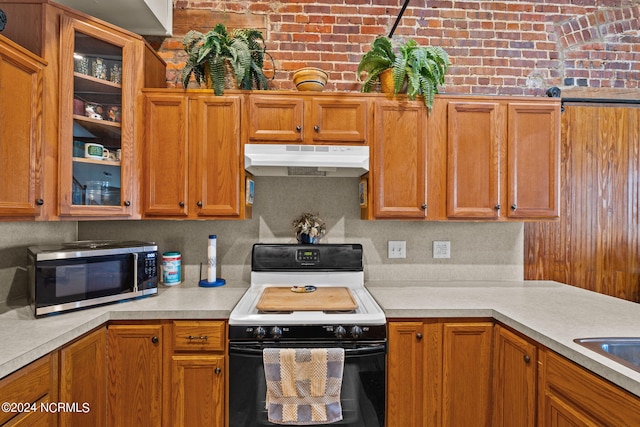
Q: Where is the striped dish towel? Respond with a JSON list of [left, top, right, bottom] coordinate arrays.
[[263, 348, 345, 425]]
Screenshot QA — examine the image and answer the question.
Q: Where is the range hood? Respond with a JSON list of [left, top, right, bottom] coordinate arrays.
[[244, 144, 369, 177], [52, 0, 172, 36]]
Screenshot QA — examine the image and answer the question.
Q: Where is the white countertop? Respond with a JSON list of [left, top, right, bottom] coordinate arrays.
[[1, 279, 639, 397]]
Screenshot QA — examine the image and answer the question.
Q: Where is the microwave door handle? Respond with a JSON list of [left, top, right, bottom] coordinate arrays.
[[132, 253, 139, 292]]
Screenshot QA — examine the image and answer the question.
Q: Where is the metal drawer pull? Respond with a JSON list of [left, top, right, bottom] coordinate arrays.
[[187, 335, 209, 342]]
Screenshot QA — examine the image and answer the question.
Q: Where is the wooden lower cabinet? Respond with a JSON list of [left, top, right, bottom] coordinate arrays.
[[441, 322, 494, 427], [387, 320, 493, 427], [170, 355, 224, 427], [107, 323, 165, 427], [59, 327, 106, 427], [493, 325, 537, 427], [539, 349, 640, 427], [0, 353, 58, 426], [386, 322, 424, 427]]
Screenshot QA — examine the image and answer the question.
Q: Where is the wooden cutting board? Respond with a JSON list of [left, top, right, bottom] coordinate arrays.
[[256, 287, 357, 312]]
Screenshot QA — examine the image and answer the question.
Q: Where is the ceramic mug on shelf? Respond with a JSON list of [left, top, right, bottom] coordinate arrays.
[[84, 143, 104, 160]]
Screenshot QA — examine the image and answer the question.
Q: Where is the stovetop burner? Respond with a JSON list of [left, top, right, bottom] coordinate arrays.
[[229, 244, 386, 341]]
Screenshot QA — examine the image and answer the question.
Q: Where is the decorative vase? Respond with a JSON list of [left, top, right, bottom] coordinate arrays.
[[292, 67, 328, 91], [297, 233, 319, 244]]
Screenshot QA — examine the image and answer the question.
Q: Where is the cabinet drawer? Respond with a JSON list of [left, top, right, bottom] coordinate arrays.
[[172, 321, 225, 352], [0, 354, 54, 425]]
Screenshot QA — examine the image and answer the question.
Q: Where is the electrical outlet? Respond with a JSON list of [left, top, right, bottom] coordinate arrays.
[[388, 240, 406, 259], [433, 240, 451, 259]]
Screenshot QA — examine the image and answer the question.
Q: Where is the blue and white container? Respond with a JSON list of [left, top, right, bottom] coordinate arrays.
[[162, 251, 181, 285]]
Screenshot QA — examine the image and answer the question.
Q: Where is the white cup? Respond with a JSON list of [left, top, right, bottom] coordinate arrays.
[[85, 143, 104, 160]]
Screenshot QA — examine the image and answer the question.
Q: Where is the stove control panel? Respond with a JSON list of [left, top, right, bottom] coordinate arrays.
[[296, 248, 319, 263], [229, 324, 387, 341]]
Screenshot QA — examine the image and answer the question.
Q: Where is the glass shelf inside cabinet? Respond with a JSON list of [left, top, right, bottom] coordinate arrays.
[[71, 32, 123, 207]]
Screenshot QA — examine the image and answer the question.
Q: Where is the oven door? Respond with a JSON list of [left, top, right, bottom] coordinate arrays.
[[229, 341, 386, 427]]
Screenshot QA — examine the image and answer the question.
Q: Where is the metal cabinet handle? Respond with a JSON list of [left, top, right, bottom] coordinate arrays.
[[36, 198, 44, 206], [511, 204, 517, 211], [416, 332, 423, 340], [215, 367, 221, 374], [124, 200, 131, 207], [187, 335, 209, 342], [313, 125, 320, 132], [295, 126, 302, 132], [494, 204, 501, 210], [151, 336, 159, 344], [179, 201, 185, 208], [196, 201, 203, 208], [523, 354, 531, 364], [421, 203, 427, 210]]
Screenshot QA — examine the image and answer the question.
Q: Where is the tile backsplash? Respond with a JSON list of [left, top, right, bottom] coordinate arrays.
[[79, 177, 524, 284], [0, 177, 523, 306]]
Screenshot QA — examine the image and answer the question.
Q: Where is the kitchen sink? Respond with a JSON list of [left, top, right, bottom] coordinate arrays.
[[574, 338, 640, 373]]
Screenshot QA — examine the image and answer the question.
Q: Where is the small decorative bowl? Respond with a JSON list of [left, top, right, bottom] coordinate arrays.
[[292, 67, 328, 91]]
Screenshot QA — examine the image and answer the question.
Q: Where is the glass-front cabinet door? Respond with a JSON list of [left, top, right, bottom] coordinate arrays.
[[59, 16, 135, 217]]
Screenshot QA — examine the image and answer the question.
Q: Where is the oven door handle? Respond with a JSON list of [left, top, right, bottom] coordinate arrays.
[[229, 343, 386, 356]]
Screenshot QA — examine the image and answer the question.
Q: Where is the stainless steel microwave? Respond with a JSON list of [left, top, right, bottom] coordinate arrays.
[[27, 240, 159, 317]]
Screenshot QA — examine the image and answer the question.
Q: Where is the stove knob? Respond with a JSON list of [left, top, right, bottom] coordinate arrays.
[[350, 325, 363, 339], [335, 325, 347, 339], [270, 326, 283, 339], [254, 326, 267, 339]]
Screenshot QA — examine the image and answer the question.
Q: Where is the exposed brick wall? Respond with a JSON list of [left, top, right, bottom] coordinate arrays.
[[157, 0, 640, 95]]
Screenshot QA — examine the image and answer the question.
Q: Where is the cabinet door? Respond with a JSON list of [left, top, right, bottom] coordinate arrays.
[[310, 97, 368, 143], [142, 93, 189, 217], [248, 96, 304, 142], [59, 327, 106, 427], [0, 354, 57, 426], [372, 100, 427, 218], [387, 322, 424, 427], [507, 102, 560, 219], [190, 96, 241, 217], [493, 325, 537, 427], [0, 36, 45, 218], [539, 350, 640, 427], [170, 355, 225, 427], [58, 16, 136, 217], [447, 102, 502, 219], [442, 322, 493, 427], [107, 324, 164, 427]]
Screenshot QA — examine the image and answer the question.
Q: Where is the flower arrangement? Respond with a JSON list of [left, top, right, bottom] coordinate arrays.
[[292, 212, 326, 243]]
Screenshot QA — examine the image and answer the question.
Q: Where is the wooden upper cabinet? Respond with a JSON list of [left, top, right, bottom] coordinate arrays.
[[447, 101, 502, 219], [142, 91, 247, 220], [507, 102, 560, 219], [143, 93, 190, 217], [247, 93, 368, 144], [445, 97, 561, 221], [248, 95, 304, 142], [372, 100, 427, 218], [310, 97, 368, 143], [0, 35, 46, 219], [0, 1, 166, 220], [190, 95, 242, 217]]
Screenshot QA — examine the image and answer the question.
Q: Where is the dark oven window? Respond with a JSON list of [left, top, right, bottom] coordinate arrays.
[[229, 344, 385, 427]]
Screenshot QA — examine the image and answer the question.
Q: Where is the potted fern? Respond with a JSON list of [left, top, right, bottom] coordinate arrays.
[[181, 23, 271, 95], [357, 36, 450, 110]]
